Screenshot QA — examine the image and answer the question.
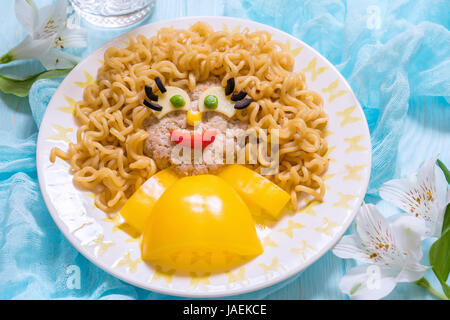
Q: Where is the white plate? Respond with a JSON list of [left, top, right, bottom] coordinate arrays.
[[36, 16, 371, 297]]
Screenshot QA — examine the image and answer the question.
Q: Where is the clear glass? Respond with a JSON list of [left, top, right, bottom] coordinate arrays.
[[70, 0, 156, 28]]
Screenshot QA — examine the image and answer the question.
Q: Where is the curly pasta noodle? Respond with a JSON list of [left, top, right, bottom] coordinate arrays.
[[50, 22, 328, 212]]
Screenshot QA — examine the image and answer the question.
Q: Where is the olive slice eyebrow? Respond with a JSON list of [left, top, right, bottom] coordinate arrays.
[[234, 98, 253, 110], [145, 85, 159, 101], [143, 99, 163, 111], [154, 77, 166, 93], [230, 90, 247, 101], [225, 77, 235, 96]]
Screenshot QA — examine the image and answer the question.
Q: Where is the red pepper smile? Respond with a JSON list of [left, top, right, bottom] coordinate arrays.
[[170, 129, 216, 149]]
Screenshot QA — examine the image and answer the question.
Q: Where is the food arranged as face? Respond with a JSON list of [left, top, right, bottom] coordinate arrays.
[[143, 76, 257, 178], [144, 76, 250, 121], [50, 23, 328, 274], [120, 76, 290, 272], [144, 76, 251, 157]]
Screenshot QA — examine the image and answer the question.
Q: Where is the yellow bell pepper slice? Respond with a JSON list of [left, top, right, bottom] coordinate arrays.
[[120, 168, 179, 233], [218, 165, 291, 218], [141, 175, 263, 272]]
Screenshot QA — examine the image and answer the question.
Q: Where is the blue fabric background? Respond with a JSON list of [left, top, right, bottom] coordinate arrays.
[[0, 0, 449, 299]]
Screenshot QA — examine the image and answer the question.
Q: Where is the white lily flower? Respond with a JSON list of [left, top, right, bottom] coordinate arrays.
[[1, 0, 87, 69], [379, 157, 449, 238], [333, 204, 427, 300]]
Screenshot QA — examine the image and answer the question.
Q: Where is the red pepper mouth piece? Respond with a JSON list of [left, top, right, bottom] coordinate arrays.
[[170, 129, 216, 149]]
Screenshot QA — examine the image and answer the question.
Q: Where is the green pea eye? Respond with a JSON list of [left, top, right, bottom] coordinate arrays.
[[204, 95, 218, 109], [170, 94, 186, 108], [199, 87, 235, 118]]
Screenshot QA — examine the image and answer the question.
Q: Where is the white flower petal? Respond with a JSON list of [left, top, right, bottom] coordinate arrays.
[[380, 157, 446, 237], [36, 4, 52, 28], [53, 27, 87, 49], [35, 0, 68, 39], [33, 5, 53, 38], [335, 204, 428, 299], [39, 48, 78, 70], [356, 204, 392, 249], [418, 157, 446, 220], [9, 35, 53, 60], [9, 0, 85, 69], [52, 0, 68, 31], [379, 177, 415, 213], [14, 0, 39, 35], [333, 234, 371, 263], [339, 265, 398, 300], [396, 262, 426, 283], [391, 215, 426, 261], [417, 156, 438, 186], [430, 204, 445, 238], [354, 204, 411, 268]]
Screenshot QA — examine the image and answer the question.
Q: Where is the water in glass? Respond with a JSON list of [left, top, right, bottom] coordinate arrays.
[[70, 0, 156, 28]]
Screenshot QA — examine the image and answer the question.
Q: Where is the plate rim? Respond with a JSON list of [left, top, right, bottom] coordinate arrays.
[[36, 16, 372, 298]]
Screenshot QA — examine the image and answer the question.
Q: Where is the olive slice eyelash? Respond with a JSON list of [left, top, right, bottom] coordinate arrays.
[[231, 90, 247, 101], [143, 99, 163, 111], [223, 77, 252, 110], [145, 76, 252, 113], [155, 77, 167, 93], [145, 85, 159, 101], [234, 98, 253, 110], [225, 77, 235, 96]]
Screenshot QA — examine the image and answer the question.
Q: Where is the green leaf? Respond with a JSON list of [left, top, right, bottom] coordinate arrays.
[[429, 216, 450, 298], [437, 159, 450, 185], [430, 159, 450, 298], [0, 68, 72, 97], [0, 53, 13, 64], [443, 204, 450, 236], [414, 277, 448, 300]]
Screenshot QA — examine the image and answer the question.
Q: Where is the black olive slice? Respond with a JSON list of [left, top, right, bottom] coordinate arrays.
[[145, 85, 159, 101], [234, 98, 253, 110], [231, 90, 247, 101], [225, 77, 235, 96], [143, 99, 163, 111], [154, 77, 166, 93]]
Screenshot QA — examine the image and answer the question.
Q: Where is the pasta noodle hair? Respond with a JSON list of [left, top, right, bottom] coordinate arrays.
[[50, 22, 328, 212]]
